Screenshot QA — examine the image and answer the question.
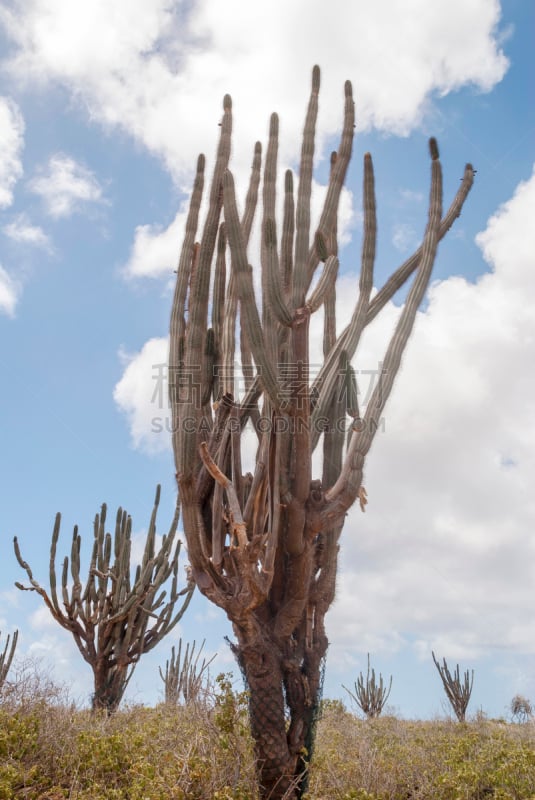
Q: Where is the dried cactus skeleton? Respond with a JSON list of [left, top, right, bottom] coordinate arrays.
[[343, 653, 392, 719], [169, 66, 474, 798], [0, 629, 18, 690], [432, 651, 474, 722], [14, 486, 194, 712]]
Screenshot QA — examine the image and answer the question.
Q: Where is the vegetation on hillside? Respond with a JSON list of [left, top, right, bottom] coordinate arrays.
[[0, 663, 533, 800]]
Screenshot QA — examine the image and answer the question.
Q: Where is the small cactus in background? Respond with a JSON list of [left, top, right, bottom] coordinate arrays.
[[0, 629, 18, 690], [432, 651, 474, 722], [159, 638, 215, 704], [343, 653, 392, 719], [14, 486, 194, 713]]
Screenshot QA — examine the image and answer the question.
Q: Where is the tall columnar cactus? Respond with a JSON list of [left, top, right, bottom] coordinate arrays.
[[14, 486, 194, 712], [343, 654, 392, 719], [159, 638, 215, 705], [169, 66, 474, 798], [0, 629, 18, 690], [432, 651, 474, 722]]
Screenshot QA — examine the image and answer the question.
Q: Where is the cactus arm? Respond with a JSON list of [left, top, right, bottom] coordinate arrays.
[[305, 77, 355, 293], [292, 65, 320, 310], [367, 162, 475, 325], [313, 161, 473, 413], [264, 218, 293, 326], [176, 96, 232, 481], [281, 169, 294, 297], [322, 140, 443, 523], [169, 153, 205, 379], [223, 169, 280, 408], [309, 153, 375, 448], [0, 630, 18, 687], [305, 254, 339, 314], [242, 141, 262, 245], [211, 223, 227, 401]]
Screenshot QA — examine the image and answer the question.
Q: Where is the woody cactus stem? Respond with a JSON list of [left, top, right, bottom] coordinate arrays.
[[343, 654, 392, 719], [0, 629, 18, 690], [432, 651, 474, 722], [169, 65, 474, 799], [13, 486, 194, 713], [159, 638, 215, 705]]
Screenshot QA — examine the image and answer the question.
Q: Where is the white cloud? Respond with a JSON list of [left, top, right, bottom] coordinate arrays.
[[124, 207, 188, 279], [0, 264, 20, 316], [3, 213, 52, 251], [28, 153, 105, 218], [1, 0, 508, 183], [392, 222, 419, 253], [326, 165, 535, 662], [0, 96, 24, 208], [113, 337, 170, 454]]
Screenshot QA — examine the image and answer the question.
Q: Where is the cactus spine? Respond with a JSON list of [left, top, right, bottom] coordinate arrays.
[[169, 66, 474, 799], [14, 486, 194, 712]]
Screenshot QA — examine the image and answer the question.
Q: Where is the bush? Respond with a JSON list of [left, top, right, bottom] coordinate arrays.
[[0, 666, 534, 799]]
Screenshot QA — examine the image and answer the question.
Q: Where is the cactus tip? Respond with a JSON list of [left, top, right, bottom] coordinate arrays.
[[197, 154, 205, 171], [312, 65, 320, 91], [344, 79, 353, 98], [429, 137, 440, 161], [284, 169, 293, 191], [270, 112, 279, 135], [254, 141, 262, 154], [223, 94, 232, 111]]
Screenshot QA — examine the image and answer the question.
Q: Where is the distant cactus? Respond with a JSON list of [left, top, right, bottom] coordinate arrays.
[[432, 651, 474, 722], [0, 629, 18, 690], [159, 638, 215, 705], [511, 694, 532, 723], [14, 486, 194, 713], [343, 654, 392, 719]]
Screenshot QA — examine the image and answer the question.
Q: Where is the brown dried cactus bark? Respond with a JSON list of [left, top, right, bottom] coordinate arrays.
[[169, 66, 474, 798]]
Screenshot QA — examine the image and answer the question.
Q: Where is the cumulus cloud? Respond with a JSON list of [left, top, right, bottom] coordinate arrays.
[[327, 165, 535, 663], [113, 337, 170, 454], [0, 96, 24, 208], [28, 153, 105, 218], [124, 207, 189, 280], [1, 0, 508, 183], [0, 264, 20, 316], [3, 213, 52, 251]]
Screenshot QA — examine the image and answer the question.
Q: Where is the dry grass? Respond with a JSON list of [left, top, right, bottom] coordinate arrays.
[[0, 666, 534, 799]]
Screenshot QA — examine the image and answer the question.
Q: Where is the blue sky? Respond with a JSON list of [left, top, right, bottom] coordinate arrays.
[[0, 0, 534, 720]]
